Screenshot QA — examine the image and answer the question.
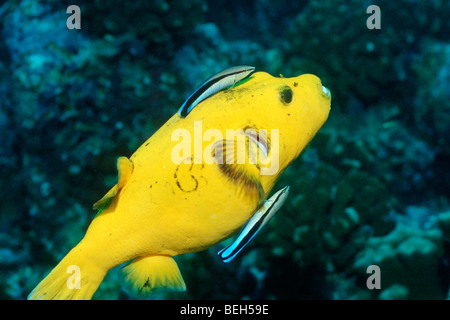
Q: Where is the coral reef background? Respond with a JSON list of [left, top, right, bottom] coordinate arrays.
[[0, 0, 449, 300]]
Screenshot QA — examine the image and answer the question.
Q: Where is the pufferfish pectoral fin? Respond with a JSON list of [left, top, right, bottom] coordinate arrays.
[[122, 255, 186, 296], [92, 156, 134, 211], [218, 186, 290, 263], [213, 139, 265, 204]]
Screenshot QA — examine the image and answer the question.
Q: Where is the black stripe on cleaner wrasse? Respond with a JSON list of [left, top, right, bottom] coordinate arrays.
[[178, 66, 255, 117], [218, 186, 290, 262]]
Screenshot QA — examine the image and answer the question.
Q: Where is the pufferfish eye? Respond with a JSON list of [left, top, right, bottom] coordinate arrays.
[[279, 85, 293, 105]]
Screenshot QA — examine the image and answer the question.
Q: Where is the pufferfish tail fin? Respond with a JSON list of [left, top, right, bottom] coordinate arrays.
[[121, 255, 186, 297], [28, 245, 106, 300], [93, 156, 134, 210]]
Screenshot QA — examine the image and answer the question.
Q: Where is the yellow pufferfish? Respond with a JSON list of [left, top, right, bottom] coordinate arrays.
[[28, 66, 331, 299]]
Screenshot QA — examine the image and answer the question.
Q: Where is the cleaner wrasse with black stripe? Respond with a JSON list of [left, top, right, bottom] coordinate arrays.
[[179, 65, 255, 117], [28, 67, 331, 299]]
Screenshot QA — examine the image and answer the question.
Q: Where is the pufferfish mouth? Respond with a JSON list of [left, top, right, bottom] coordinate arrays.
[[322, 86, 331, 99], [243, 126, 269, 158]]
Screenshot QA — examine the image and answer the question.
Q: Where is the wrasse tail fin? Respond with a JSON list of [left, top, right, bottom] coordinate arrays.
[[122, 255, 186, 297]]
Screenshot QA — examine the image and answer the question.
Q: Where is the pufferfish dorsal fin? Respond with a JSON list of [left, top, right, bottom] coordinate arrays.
[[93, 156, 134, 211]]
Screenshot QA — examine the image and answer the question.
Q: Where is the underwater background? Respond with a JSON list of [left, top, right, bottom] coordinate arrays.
[[0, 0, 449, 300]]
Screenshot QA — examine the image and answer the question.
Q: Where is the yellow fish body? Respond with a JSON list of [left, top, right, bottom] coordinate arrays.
[[28, 70, 331, 299]]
